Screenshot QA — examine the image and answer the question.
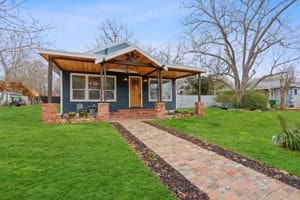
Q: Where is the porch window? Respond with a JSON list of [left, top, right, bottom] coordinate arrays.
[[70, 73, 116, 101], [72, 75, 85, 100], [106, 77, 116, 101], [148, 79, 172, 101], [88, 76, 100, 100]]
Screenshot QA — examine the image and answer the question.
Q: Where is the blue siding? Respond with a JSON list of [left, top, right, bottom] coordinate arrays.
[[62, 71, 176, 113]]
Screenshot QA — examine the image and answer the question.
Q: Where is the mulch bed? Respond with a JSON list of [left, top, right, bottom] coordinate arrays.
[[111, 122, 209, 200], [145, 121, 300, 190]]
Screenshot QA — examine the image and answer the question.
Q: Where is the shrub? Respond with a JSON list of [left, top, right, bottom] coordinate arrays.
[[241, 90, 268, 111], [216, 91, 238, 108], [274, 113, 300, 151], [174, 109, 193, 114]]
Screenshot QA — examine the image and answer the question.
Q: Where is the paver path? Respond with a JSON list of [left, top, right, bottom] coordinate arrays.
[[117, 120, 300, 200]]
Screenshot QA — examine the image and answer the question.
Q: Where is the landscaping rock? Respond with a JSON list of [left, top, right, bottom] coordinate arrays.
[[112, 122, 209, 200]]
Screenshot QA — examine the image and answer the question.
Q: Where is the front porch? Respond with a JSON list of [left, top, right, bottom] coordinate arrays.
[[38, 41, 205, 123]]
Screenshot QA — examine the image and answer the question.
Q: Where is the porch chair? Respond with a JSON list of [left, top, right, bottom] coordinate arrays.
[[76, 103, 85, 112]]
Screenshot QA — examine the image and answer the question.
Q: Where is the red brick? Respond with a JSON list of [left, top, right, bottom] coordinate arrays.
[[195, 102, 204, 117], [155, 102, 166, 119], [41, 103, 58, 124], [96, 103, 110, 121]]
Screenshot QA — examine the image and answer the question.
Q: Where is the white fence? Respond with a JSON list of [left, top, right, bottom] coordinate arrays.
[[176, 95, 217, 108], [294, 96, 300, 108]]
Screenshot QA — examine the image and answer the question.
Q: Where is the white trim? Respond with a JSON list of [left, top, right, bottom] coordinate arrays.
[[166, 64, 205, 73], [148, 78, 173, 102], [175, 79, 177, 110], [128, 76, 143, 108], [70, 73, 117, 102], [95, 46, 135, 63], [60, 70, 63, 114], [37, 48, 102, 60], [87, 40, 132, 54]]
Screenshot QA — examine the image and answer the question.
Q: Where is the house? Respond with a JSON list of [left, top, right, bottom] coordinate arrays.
[[0, 82, 40, 105], [255, 80, 300, 107], [0, 91, 24, 105], [38, 41, 205, 123]]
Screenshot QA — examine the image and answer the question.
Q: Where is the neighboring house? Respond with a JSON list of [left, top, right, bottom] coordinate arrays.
[[0, 91, 26, 105], [38, 41, 204, 118], [0, 84, 40, 105], [255, 80, 300, 107]]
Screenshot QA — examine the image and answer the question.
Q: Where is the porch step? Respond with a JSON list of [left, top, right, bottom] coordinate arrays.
[[110, 109, 156, 120]]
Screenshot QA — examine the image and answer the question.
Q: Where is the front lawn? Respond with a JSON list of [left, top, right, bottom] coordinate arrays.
[[0, 105, 174, 200], [156, 108, 300, 176]]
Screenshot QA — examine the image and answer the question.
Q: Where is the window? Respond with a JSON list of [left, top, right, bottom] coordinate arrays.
[[72, 75, 85, 100], [148, 79, 172, 101], [71, 73, 116, 101], [106, 77, 116, 100], [88, 76, 100, 100], [294, 89, 298, 96]]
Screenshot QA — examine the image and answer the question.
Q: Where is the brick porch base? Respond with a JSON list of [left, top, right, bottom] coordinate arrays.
[[110, 109, 156, 120], [42, 102, 167, 124], [41, 103, 59, 124], [195, 102, 204, 117]]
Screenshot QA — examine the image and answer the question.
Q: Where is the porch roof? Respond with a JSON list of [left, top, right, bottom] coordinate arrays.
[[38, 41, 205, 79]]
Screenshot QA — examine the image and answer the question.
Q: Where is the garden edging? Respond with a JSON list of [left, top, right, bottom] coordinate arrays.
[[111, 122, 209, 200]]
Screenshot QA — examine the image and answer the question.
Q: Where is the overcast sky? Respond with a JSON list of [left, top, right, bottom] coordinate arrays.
[[25, 0, 187, 52], [19, 0, 300, 75]]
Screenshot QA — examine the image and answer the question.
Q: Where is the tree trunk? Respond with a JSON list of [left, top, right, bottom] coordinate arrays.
[[279, 88, 286, 110]]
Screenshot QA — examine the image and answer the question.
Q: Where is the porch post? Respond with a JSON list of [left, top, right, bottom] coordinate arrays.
[[48, 56, 53, 103], [97, 62, 109, 121], [198, 73, 201, 101], [157, 68, 162, 102], [100, 63, 103, 102], [155, 67, 166, 119], [103, 63, 107, 102], [195, 73, 204, 117]]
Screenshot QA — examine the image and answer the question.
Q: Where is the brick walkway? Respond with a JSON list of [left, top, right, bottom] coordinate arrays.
[[117, 120, 300, 200]]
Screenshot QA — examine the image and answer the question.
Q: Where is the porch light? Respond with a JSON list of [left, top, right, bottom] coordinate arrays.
[[122, 66, 129, 81], [143, 78, 148, 83]]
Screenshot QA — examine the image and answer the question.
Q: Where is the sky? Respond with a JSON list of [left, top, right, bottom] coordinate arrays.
[[9, 0, 300, 77], [25, 0, 187, 52]]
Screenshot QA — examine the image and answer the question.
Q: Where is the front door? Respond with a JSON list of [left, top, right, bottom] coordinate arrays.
[[130, 77, 142, 107]]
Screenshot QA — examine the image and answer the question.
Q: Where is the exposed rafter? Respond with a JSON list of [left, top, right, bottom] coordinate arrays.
[[106, 60, 156, 68]]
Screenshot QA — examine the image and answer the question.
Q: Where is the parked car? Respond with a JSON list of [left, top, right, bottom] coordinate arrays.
[[9, 97, 26, 106]]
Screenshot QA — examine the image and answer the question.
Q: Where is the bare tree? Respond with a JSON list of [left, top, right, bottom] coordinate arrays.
[[9, 59, 48, 94], [0, 0, 49, 52], [89, 18, 137, 49], [0, 31, 30, 82], [0, 0, 51, 103], [146, 42, 187, 65], [183, 0, 300, 102], [279, 66, 296, 110]]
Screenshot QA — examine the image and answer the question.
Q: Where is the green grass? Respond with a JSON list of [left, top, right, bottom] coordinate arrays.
[[0, 105, 174, 200], [157, 107, 300, 176]]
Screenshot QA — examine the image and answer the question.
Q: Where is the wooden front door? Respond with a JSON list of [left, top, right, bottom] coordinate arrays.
[[130, 77, 142, 107]]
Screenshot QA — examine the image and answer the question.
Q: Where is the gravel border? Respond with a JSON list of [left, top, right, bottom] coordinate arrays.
[[111, 122, 209, 200], [145, 121, 300, 190]]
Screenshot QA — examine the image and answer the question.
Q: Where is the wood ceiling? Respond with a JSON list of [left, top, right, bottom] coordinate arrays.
[[40, 50, 201, 79]]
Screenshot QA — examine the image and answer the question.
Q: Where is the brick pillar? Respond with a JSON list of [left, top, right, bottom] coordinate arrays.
[[195, 102, 204, 117], [155, 102, 166, 119], [96, 103, 110, 121], [42, 103, 58, 124]]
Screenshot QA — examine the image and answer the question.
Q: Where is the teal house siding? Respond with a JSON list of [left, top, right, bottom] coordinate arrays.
[[62, 71, 176, 113]]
